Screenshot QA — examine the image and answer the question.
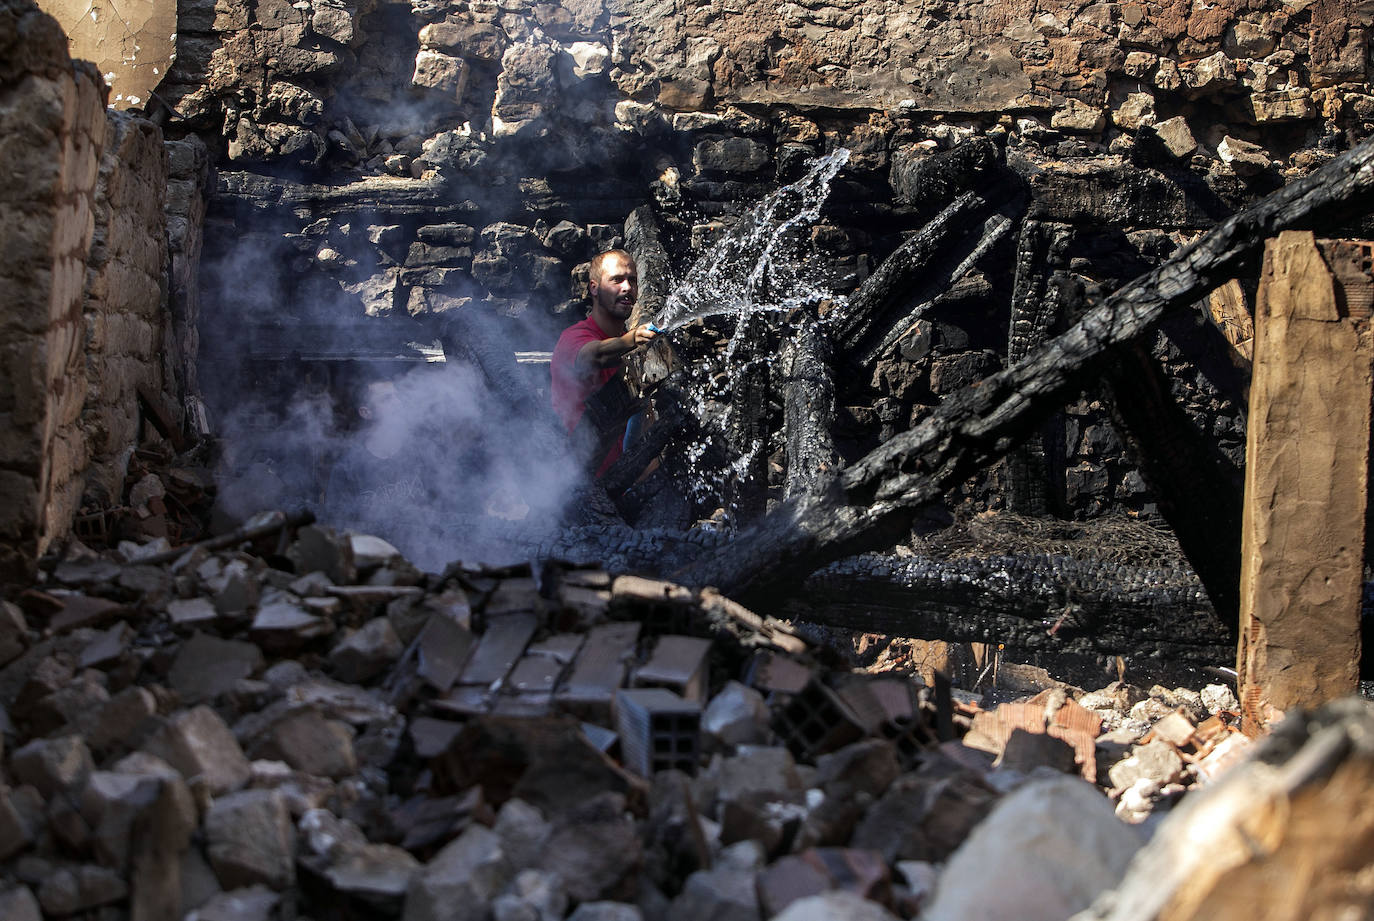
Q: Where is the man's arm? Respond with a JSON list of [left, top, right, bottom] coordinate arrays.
[[574, 324, 657, 371]]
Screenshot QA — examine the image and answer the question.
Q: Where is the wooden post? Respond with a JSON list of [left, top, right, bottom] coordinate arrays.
[[1238, 230, 1372, 731]]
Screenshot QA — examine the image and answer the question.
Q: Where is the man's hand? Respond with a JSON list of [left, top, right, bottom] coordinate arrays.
[[624, 323, 658, 349]]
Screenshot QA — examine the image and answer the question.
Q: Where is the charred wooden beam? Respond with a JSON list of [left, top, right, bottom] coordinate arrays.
[[1100, 341, 1244, 623], [602, 383, 692, 498], [782, 321, 840, 500], [831, 191, 993, 356], [889, 136, 1002, 214], [856, 210, 1018, 369], [678, 135, 1374, 604], [625, 204, 673, 327], [1003, 220, 1065, 516], [785, 551, 1230, 664]]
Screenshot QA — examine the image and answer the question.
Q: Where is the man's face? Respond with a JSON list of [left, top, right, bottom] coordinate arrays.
[[590, 254, 638, 322]]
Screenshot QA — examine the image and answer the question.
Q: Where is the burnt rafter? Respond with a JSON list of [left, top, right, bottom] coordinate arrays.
[[678, 134, 1374, 603]]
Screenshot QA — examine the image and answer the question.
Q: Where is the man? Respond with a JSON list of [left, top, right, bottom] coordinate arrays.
[[551, 249, 657, 475]]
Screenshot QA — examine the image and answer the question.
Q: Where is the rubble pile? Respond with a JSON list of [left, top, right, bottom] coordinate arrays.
[[0, 515, 1263, 921]]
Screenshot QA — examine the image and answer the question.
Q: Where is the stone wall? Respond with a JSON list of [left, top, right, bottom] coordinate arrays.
[[144, 0, 1370, 521], [81, 110, 172, 505], [0, 0, 200, 575], [0, 0, 108, 577]]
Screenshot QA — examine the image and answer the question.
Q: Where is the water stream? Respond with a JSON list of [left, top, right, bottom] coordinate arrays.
[[647, 148, 853, 526], [654, 147, 851, 335]]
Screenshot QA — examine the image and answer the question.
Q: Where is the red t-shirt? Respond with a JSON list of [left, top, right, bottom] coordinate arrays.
[[551, 315, 624, 474]]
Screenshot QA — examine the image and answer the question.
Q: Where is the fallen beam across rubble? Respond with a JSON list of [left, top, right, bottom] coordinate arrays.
[[678, 135, 1374, 606]]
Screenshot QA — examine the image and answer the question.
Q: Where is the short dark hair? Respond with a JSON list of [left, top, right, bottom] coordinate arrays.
[[588, 248, 636, 281]]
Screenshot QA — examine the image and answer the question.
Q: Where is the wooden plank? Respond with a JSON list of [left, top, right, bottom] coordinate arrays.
[[1238, 231, 1371, 730]]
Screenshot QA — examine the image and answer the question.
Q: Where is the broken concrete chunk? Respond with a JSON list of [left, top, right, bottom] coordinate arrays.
[[349, 533, 402, 569], [204, 789, 296, 890], [250, 708, 357, 780], [0, 790, 36, 860], [813, 739, 901, 800], [702, 680, 770, 747], [48, 594, 126, 633], [36, 865, 129, 916], [667, 864, 760, 921], [143, 705, 252, 795], [166, 596, 219, 627], [1200, 683, 1239, 714], [1152, 115, 1198, 159], [492, 868, 567, 921], [289, 526, 356, 585], [1107, 739, 1186, 790], [252, 595, 333, 644], [329, 616, 404, 683], [0, 601, 29, 665], [316, 841, 423, 911], [170, 632, 265, 704], [1218, 135, 1272, 175], [404, 824, 513, 921], [770, 891, 899, 921], [538, 792, 641, 901], [756, 855, 831, 917], [494, 798, 552, 872], [851, 771, 999, 863], [77, 620, 133, 670], [922, 776, 1142, 921], [567, 901, 643, 921], [0, 887, 41, 921], [184, 885, 280, 921], [11, 735, 94, 796], [635, 635, 712, 701]]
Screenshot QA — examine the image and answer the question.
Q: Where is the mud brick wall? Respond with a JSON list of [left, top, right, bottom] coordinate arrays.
[[1, 0, 197, 575], [0, 0, 108, 577]]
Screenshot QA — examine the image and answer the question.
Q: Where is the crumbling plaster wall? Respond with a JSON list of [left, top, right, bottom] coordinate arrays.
[[0, 0, 197, 576]]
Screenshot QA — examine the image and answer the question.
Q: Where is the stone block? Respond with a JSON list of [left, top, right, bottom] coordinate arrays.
[[701, 681, 769, 747], [667, 865, 759, 921], [143, 705, 251, 794], [770, 892, 899, 921], [537, 792, 641, 901], [0, 789, 35, 860], [923, 776, 1142, 921], [170, 632, 264, 703], [1152, 115, 1198, 159], [413, 50, 469, 96], [405, 824, 513, 921], [0, 887, 41, 921], [205, 789, 296, 890], [1217, 135, 1271, 176], [692, 137, 771, 175], [1107, 739, 1186, 790], [250, 708, 357, 779], [36, 866, 128, 916], [329, 616, 403, 683], [11, 735, 94, 796], [568, 901, 642, 921]]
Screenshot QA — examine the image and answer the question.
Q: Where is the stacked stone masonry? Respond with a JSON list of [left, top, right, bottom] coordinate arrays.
[[2, 0, 198, 576], [144, 0, 1371, 523], [10, 0, 1374, 554]]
